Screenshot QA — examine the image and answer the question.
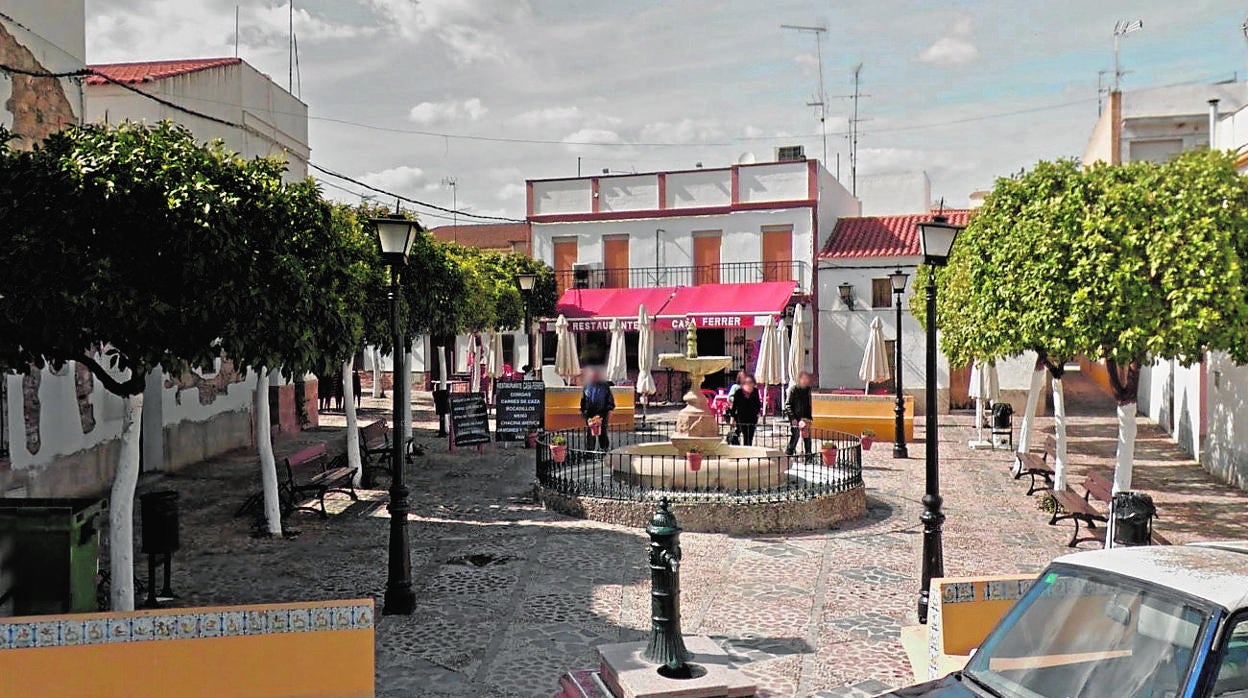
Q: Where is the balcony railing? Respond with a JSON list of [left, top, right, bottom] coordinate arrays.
[[555, 260, 810, 292]]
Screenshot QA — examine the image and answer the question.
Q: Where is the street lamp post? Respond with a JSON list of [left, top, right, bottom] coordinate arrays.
[[915, 214, 963, 625], [373, 211, 419, 616], [516, 272, 538, 376], [889, 269, 909, 459]]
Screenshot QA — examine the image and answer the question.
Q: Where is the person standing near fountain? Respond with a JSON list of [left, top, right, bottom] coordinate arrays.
[[580, 367, 616, 451], [785, 371, 814, 456], [726, 375, 762, 446]]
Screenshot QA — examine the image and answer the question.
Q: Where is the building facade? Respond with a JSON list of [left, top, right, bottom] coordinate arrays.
[[526, 157, 859, 389], [0, 0, 84, 147]]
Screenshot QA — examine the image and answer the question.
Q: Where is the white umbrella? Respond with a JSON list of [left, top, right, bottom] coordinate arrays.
[[754, 318, 783, 416], [605, 318, 628, 384], [488, 331, 505, 378], [636, 305, 656, 425], [968, 360, 1001, 448], [469, 333, 481, 394], [859, 316, 891, 395], [775, 317, 789, 392], [787, 304, 807, 388], [531, 318, 544, 375], [554, 314, 581, 382]]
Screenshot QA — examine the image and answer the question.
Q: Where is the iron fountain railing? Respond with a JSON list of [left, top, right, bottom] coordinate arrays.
[[536, 422, 862, 504]]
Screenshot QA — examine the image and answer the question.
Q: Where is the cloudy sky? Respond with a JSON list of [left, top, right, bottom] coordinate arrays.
[[86, 0, 1248, 224]]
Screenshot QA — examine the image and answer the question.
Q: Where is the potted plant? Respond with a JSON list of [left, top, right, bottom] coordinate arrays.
[[860, 429, 876, 451], [820, 441, 838, 466], [550, 435, 568, 463], [685, 445, 704, 471], [588, 415, 603, 437]]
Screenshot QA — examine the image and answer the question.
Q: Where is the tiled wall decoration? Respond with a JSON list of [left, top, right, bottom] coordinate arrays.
[[0, 601, 373, 651]]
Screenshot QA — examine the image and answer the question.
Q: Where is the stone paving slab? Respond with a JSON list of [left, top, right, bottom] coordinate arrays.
[[112, 370, 1248, 696]]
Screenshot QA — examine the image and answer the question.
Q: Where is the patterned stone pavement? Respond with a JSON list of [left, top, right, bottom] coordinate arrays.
[[121, 368, 1248, 697]]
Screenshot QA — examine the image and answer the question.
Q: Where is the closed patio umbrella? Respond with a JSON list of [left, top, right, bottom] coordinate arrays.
[[487, 330, 505, 402], [787, 304, 807, 388], [554, 314, 581, 382], [754, 318, 783, 416], [636, 305, 656, 427], [775, 316, 789, 393], [968, 360, 1000, 448], [859, 316, 891, 395], [605, 318, 628, 384]]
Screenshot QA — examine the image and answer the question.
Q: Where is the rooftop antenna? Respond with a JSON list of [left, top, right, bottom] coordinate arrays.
[[288, 1, 294, 92], [441, 177, 459, 239], [849, 63, 863, 197], [1112, 19, 1143, 93], [234, 6, 239, 57], [781, 24, 829, 170]]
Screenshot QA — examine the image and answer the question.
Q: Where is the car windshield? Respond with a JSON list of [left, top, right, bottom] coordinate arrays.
[[964, 565, 1212, 698]]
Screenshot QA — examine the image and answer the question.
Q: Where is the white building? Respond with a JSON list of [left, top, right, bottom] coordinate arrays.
[[526, 154, 859, 393], [85, 57, 309, 181]]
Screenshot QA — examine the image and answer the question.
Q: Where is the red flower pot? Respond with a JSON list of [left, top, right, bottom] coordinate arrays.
[[860, 436, 875, 451], [686, 452, 703, 471], [551, 445, 567, 463], [821, 445, 838, 466]]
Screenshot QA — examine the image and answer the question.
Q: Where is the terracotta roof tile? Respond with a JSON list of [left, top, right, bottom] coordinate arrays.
[[85, 58, 243, 86], [426, 222, 530, 251], [820, 209, 971, 259]]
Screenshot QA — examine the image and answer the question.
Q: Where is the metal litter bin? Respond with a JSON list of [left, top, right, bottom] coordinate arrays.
[[1112, 491, 1156, 547], [0, 498, 105, 616]]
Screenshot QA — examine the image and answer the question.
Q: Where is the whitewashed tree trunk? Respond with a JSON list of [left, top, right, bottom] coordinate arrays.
[[401, 350, 413, 448], [974, 398, 986, 443], [1013, 367, 1047, 475], [109, 392, 143, 612], [1052, 377, 1069, 490], [254, 369, 282, 537], [343, 359, 363, 487], [371, 347, 383, 398], [1113, 402, 1137, 493]]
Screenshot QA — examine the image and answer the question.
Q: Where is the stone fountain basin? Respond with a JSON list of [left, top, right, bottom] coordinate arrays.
[[607, 442, 786, 491]]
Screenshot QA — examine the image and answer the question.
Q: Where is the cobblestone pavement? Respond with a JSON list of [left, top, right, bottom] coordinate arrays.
[[128, 368, 1248, 697]]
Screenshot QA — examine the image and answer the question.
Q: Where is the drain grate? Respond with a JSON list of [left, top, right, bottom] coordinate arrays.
[[445, 552, 519, 567]]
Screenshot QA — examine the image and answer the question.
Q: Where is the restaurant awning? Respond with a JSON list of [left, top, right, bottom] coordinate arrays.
[[655, 281, 797, 330], [544, 286, 677, 331]]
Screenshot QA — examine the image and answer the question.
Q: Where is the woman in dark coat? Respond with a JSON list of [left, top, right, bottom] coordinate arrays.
[[727, 375, 763, 446], [785, 371, 814, 455]]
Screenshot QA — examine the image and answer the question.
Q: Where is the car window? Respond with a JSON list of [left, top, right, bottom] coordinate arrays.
[[1214, 618, 1248, 697]]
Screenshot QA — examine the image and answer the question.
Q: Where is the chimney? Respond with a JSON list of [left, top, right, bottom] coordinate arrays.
[[1209, 98, 1221, 149]]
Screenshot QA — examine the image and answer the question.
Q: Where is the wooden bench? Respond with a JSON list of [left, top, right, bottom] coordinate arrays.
[[1049, 471, 1109, 547], [1079, 472, 1171, 546], [1015, 434, 1056, 495], [359, 419, 392, 481], [282, 442, 357, 518]]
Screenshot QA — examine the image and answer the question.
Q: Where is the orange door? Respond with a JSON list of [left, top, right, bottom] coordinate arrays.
[[949, 363, 973, 410], [553, 238, 578, 294], [693, 232, 721, 285], [603, 235, 629, 288], [761, 227, 792, 281]]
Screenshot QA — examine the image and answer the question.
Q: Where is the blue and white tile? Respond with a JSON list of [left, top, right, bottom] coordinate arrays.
[[152, 614, 178, 641], [309, 607, 332, 631], [198, 612, 224, 638], [0, 623, 11, 650], [222, 611, 245, 637], [131, 615, 155, 642], [330, 606, 352, 630], [10, 623, 34, 649], [245, 609, 266, 635], [175, 614, 199, 640], [85, 618, 109, 645], [351, 604, 373, 629], [33, 621, 60, 647], [265, 608, 290, 634], [59, 620, 86, 646], [107, 617, 134, 643], [288, 608, 311, 633]]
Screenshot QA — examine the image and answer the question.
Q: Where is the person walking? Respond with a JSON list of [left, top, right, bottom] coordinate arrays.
[[580, 367, 616, 451], [785, 371, 814, 456], [727, 375, 762, 446], [352, 370, 362, 410]]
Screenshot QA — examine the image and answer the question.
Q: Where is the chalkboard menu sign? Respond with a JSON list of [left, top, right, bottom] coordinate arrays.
[[494, 380, 546, 441], [450, 392, 491, 447]]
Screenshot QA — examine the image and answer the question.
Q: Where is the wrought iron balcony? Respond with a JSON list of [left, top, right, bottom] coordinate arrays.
[[555, 260, 810, 292]]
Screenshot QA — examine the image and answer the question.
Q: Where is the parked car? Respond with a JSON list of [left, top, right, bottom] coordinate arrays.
[[881, 542, 1248, 697]]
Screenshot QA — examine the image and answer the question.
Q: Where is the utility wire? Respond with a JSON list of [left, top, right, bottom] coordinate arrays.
[[0, 62, 520, 223]]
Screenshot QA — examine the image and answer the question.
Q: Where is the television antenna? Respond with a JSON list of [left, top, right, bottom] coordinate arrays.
[[781, 24, 829, 172]]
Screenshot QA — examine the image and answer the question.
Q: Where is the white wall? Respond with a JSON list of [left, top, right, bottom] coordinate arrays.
[[1205, 351, 1248, 490], [600, 175, 658, 212], [855, 172, 931, 216], [736, 163, 809, 203], [0, 0, 85, 135], [85, 61, 309, 181], [1137, 357, 1203, 459], [667, 169, 730, 208]]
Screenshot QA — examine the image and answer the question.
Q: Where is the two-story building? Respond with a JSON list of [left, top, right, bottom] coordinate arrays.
[[526, 153, 859, 394]]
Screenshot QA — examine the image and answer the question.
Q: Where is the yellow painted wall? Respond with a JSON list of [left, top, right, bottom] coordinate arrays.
[[811, 394, 913, 441], [1077, 356, 1115, 396], [935, 576, 1031, 656], [544, 387, 635, 431], [0, 600, 373, 698]]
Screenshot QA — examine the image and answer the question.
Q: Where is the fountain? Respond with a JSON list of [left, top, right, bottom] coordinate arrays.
[[606, 319, 786, 491]]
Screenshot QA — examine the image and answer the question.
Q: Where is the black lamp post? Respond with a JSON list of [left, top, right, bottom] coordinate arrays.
[[372, 211, 419, 616], [516, 272, 538, 375], [890, 269, 909, 459], [915, 214, 963, 625]]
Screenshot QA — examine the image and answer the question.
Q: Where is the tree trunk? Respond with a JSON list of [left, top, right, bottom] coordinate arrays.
[[254, 368, 282, 537], [109, 392, 143, 611], [1052, 376, 1069, 490], [1013, 363, 1047, 475], [1105, 358, 1142, 494], [401, 349, 413, 449], [343, 359, 363, 487], [372, 347, 383, 399]]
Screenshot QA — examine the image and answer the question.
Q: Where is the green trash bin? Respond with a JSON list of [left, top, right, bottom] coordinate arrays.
[[0, 498, 106, 616]]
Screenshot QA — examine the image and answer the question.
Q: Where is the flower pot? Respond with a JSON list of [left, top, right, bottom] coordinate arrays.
[[860, 435, 875, 451], [551, 444, 567, 463], [686, 452, 703, 471], [820, 445, 838, 466]]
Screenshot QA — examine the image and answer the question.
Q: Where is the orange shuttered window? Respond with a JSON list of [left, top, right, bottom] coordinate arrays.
[[761, 226, 792, 282], [693, 231, 721, 285], [553, 238, 578, 294], [603, 235, 629, 288]]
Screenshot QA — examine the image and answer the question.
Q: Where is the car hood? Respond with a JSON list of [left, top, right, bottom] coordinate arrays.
[[876, 674, 977, 697]]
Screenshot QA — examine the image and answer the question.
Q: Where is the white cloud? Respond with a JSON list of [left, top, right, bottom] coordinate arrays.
[[562, 128, 627, 155], [917, 16, 980, 68], [793, 52, 819, 72], [408, 98, 488, 125], [639, 118, 724, 145], [359, 165, 426, 194], [497, 182, 527, 200], [364, 0, 531, 64]]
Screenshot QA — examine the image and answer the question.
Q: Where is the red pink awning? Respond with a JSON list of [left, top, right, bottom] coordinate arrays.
[[545, 286, 677, 331], [654, 281, 797, 330]]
